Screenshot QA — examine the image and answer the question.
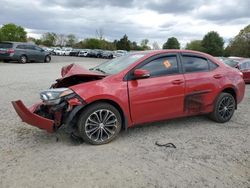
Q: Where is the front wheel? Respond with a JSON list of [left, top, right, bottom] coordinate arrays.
[[44, 55, 51, 63], [209, 93, 236, 123], [78, 103, 122, 145]]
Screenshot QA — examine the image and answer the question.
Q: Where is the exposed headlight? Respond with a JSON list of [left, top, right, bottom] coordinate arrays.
[[40, 88, 74, 105]]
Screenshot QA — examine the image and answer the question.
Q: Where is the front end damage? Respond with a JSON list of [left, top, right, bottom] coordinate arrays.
[[12, 88, 86, 133], [12, 64, 105, 133]]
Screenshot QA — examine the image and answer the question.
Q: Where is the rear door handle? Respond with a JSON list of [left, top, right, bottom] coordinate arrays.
[[172, 79, 184, 85], [213, 74, 223, 79]]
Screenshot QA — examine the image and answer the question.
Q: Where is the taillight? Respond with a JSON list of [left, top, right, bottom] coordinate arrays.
[[7, 49, 14, 53]]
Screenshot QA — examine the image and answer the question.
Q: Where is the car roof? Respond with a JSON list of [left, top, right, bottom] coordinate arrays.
[[129, 49, 213, 57]]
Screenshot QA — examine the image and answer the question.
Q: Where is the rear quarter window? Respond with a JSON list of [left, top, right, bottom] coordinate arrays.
[[208, 60, 219, 70], [0, 43, 13, 48]]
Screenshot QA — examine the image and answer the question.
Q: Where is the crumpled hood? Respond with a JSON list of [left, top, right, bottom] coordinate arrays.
[[61, 63, 104, 78], [52, 64, 106, 88]]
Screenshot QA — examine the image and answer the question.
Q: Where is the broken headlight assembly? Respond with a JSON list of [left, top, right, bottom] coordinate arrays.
[[40, 88, 74, 105]]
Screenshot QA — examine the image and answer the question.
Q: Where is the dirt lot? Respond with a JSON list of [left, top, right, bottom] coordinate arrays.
[[0, 56, 249, 188]]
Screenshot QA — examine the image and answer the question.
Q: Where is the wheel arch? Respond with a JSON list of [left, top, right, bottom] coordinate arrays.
[[220, 87, 237, 109], [73, 99, 128, 131]]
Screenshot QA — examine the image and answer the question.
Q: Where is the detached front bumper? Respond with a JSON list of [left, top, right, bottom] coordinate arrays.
[[12, 100, 55, 133]]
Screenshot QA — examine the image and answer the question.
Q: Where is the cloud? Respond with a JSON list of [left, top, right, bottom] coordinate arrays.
[[0, 0, 249, 47], [143, 0, 205, 14], [194, 0, 250, 22], [41, 0, 135, 8]]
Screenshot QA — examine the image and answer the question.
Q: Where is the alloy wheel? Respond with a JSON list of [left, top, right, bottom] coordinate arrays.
[[218, 96, 235, 121], [85, 109, 118, 143], [20, 56, 27, 63]]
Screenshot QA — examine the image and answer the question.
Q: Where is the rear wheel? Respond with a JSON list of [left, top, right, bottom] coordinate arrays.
[[78, 103, 122, 145], [209, 92, 235, 123], [19, 55, 27, 64], [44, 55, 51, 63]]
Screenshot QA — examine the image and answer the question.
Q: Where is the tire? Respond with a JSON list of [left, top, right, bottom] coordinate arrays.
[[44, 55, 51, 63], [78, 102, 122, 145], [19, 55, 28, 64], [209, 92, 236, 123]]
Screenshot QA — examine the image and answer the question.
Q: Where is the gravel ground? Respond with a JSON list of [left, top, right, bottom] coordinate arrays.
[[0, 56, 249, 188]]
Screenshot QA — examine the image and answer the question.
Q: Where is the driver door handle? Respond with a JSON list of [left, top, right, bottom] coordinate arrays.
[[172, 79, 184, 85], [213, 74, 223, 79]]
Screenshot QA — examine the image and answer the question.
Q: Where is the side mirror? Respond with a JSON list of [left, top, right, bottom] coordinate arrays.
[[133, 69, 150, 79]]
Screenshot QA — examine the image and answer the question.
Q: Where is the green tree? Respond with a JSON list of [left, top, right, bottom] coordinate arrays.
[[225, 25, 250, 57], [116, 35, 131, 51], [0, 23, 27, 42], [140, 39, 151, 50], [75, 38, 116, 50], [66, 34, 77, 47], [201, 31, 224, 56], [185, 40, 204, 51], [130, 41, 142, 50], [41, 32, 57, 46], [162, 37, 180, 49], [27, 37, 42, 45]]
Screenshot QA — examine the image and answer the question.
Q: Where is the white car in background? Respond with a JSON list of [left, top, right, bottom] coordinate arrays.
[[113, 50, 127, 58], [53, 47, 64, 55], [61, 48, 73, 56], [78, 49, 90, 57]]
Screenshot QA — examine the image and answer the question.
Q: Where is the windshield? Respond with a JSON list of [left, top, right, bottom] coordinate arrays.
[[90, 53, 145, 74]]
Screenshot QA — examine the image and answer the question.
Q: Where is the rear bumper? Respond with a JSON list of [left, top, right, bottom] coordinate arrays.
[[12, 100, 55, 133]]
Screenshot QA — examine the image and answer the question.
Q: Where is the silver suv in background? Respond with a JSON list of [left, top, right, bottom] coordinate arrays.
[[0, 42, 51, 63]]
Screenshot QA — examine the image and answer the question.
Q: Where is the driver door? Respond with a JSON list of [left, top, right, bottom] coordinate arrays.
[[127, 54, 185, 124]]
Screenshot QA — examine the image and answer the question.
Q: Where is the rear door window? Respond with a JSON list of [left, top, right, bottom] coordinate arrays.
[[26, 45, 36, 50], [16, 45, 26, 49], [0, 43, 13, 48], [182, 55, 209, 73]]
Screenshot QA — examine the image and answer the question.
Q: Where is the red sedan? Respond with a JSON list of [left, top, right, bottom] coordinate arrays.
[[237, 59, 250, 83], [12, 50, 245, 145]]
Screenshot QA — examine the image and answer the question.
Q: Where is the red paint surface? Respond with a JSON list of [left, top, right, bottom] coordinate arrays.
[[12, 100, 54, 133]]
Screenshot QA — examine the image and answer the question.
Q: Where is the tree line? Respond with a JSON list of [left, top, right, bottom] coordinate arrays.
[[0, 23, 250, 57]]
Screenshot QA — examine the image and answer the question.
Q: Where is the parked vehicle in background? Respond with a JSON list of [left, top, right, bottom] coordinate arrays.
[[62, 48, 73, 56], [0, 42, 51, 63], [53, 47, 63, 56], [88, 49, 103, 58], [78, 49, 90, 57], [102, 50, 114, 59], [216, 57, 239, 68], [228, 56, 244, 62], [113, 50, 127, 58], [69, 49, 80, 56], [12, 50, 245, 145], [237, 59, 250, 83]]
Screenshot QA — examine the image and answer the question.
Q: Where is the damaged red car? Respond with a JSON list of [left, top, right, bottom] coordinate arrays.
[[12, 50, 245, 145]]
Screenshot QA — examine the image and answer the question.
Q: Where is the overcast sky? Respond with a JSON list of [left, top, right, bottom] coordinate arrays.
[[1, 0, 250, 47]]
